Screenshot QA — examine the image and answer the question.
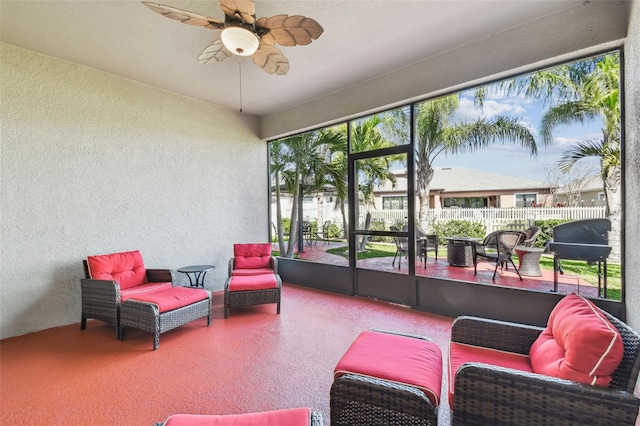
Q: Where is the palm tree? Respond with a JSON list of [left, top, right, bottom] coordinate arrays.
[[414, 94, 538, 222], [271, 128, 346, 258], [350, 116, 403, 251], [502, 53, 621, 257], [502, 54, 620, 211], [269, 140, 288, 255]]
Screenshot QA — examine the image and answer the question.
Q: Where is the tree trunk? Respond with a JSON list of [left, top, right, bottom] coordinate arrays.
[[285, 180, 300, 258], [358, 211, 371, 252], [274, 174, 285, 255]]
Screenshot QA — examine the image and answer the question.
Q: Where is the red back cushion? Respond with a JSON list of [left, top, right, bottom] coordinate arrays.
[[529, 294, 624, 386], [86, 250, 148, 290], [233, 243, 272, 270]]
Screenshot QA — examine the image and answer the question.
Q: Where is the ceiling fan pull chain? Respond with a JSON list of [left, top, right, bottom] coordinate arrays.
[[238, 56, 243, 113]]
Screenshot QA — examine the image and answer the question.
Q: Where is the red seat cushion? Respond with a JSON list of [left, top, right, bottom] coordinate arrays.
[[162, 408, 311, 426], [121, 282, 172, 302], [334, 330, 442, 407], [529, 293, 623, 386], [448, 342, 533, 407], [228, 274, 278, 292], [127, 287, 208, 313], [233, 243, 272, 270], [232, 268, 274, 276], [87, 250, 148, 290]]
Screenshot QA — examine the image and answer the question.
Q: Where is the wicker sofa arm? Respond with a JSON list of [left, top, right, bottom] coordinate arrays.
[[146, 268, 175, 283], [228, 258, 234, 277], [270, 256, 278, 274], [453, 362, 640, 425], [80, 278, 120, 306], [451, 315, 543, 355], [331, 373, 438, 425]]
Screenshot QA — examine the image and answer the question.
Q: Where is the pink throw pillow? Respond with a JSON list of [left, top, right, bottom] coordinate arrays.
[[529, 294, 623, 386]]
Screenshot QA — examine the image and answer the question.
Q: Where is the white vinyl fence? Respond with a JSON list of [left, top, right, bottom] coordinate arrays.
[[365, 207, 606, 234]]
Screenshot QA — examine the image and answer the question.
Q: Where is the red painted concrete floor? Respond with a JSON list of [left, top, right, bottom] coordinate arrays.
[[284, 240, 600, 298], [1, 284, 454, 425]]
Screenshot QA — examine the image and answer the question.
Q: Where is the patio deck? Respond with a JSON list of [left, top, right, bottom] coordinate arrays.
[[281, 240, 600, 298]]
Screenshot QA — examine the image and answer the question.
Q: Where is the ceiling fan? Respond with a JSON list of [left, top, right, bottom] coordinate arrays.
[[142, 0, 324, 75]]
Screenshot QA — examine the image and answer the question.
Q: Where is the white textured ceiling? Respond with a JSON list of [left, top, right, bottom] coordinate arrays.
[[0, 1, 622, 116]]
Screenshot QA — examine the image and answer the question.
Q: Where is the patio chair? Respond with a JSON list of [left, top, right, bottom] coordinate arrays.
[[313, 220, 332, 243], [521, 225, 542, 247], [390, 226, 409, 269], [473, 230, 526, 280], [225, 243, 281, 318], [448, 294, 640, 425], [416, 225, 438, 267], [228, 243, 278, 276]]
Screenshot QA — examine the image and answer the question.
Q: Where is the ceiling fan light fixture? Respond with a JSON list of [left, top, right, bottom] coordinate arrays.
[[221, 26, 259, 56]]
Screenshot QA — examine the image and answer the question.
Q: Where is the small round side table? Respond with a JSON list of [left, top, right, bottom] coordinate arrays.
[[177, 265, 215, 288]]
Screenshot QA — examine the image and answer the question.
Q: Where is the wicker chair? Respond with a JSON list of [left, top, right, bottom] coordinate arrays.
[[472, 230, 526, 280], [225, 243, 282, 318], [450, 312, 640, 425], [521, 225, 542, 247], [390, 226, 409, 269], [80, 250, 175, 339]]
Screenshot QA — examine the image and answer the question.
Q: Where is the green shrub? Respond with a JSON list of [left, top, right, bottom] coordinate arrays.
[[433, 220, 486, 245], [533, 219, 570, 248], [327, 223, 342, 239], [369, 219, 392, 242]]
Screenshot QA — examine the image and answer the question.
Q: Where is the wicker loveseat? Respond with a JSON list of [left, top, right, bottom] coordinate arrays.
[[81, 250, 211, 348], [448, 294, 640, 425]]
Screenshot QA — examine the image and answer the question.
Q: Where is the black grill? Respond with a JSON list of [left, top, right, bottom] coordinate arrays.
[[548, 218, 611, 296]]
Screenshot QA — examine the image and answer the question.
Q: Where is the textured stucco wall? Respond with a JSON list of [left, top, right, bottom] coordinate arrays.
[[0, 43, 266, 339], [624, 1, 640, 329]]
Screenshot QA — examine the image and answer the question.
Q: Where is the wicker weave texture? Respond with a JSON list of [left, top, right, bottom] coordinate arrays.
[[80, 264, 175, 340], [331, 374, 437, 426], [451, 312, 640, 425], [224, 274, 282, 318], [120, 290, 212, 350]]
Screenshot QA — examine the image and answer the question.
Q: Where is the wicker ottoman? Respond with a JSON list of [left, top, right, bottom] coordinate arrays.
[[120, 286, 212, 350], [224, 273, 281, 318], [331, 330, 442, 426], [156, 408, 323, 426]]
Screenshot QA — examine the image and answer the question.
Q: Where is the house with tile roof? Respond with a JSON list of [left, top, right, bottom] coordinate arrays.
[[374, 167, 553, 210]]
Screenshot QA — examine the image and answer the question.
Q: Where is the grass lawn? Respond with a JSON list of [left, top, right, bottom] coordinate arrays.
[[325, 244, 621, 300], [538, 255, 621, 300], [326, 242, 396, 260]]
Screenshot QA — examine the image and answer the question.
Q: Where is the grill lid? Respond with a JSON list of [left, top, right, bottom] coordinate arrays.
[[552, 218, 610, 245]]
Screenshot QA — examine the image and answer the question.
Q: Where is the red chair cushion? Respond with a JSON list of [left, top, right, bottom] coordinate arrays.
[[87, 250, 147, 290], [233, 243, 272, 270], [232, 268, 274, 276], [448, 342, 533, 407], [162, 408, 311, 426], [334, 330, 442, 408], [120, 282, 172, 302], [127, 287, 208, 313], [228, 274, 278, 292], [529, 293, 623, 386]]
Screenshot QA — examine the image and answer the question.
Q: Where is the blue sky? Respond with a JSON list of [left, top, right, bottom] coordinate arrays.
[[430, 89, 602, 182]]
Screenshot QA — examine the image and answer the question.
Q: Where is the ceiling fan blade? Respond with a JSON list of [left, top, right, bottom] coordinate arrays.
[[252, 44, 290, 75], [256, 15, 323, 47], [142, 2, 224, 30], [198, 39, 231, 64], [219, 0, 256, 25]]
